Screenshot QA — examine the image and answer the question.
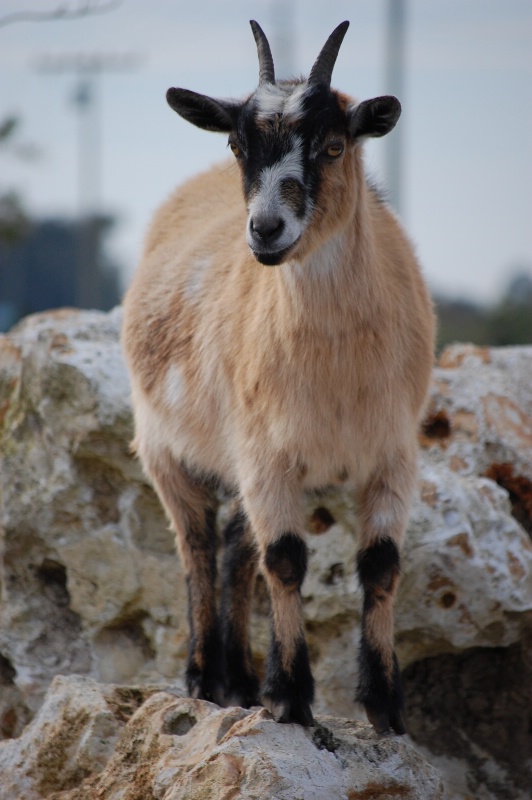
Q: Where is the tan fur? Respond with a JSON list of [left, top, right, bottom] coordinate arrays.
[[363, 567, 401, 681], [124, 150, 433, 505], [267, 583, 306, 674], [122, 104, 435, 713]]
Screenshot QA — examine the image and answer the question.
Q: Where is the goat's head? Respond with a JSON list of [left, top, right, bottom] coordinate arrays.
[[167, 21, 401, 266]]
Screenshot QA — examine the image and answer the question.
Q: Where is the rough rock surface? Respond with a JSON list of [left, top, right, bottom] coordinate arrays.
[[1, 309, 531, 799], [0, 674, 444, 800]]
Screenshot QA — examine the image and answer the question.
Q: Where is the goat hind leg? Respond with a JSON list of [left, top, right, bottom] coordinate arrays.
[[144, 449, 224, 705], [220, 506, 260, 708]]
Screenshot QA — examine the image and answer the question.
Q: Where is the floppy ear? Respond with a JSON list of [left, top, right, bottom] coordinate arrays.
[[348, 95, 401, 140], [166, 87, 240, 133]]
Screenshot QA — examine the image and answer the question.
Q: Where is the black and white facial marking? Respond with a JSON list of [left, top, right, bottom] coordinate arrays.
[[230, 81, 350, 266], [166, 20, 401, 266]]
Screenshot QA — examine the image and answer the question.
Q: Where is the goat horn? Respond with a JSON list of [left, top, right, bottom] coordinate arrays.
[[250, 20, 275, 85], [308, 21, 350, 87]]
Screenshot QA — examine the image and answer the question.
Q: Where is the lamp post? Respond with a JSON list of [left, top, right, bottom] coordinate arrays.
[[37, 53, 139, 306]]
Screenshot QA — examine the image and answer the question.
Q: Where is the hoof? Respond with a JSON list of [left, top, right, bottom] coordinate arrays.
[[262, 694, 315, 726], [366, 705, 407, 735], [224, 674, 260, 709], [188, 674, 225, 707]]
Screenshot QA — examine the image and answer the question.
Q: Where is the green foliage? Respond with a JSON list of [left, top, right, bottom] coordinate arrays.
[[435, 272, 532, 351], [0, 190, 30, 244]]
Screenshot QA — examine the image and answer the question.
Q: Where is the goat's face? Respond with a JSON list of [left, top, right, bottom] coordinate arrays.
[[167, 21, 401, 266], [232, 82, 355, 266]]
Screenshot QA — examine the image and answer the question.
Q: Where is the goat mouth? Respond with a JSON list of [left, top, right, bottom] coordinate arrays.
[[251, 240, 299, 266]]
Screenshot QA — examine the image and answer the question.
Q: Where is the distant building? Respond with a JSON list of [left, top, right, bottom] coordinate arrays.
[[0, 215, 121, 331]]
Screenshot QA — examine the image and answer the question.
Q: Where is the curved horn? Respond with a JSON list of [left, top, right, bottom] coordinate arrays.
[[250, 20, 275, 85], [308, 20, 350, 87]]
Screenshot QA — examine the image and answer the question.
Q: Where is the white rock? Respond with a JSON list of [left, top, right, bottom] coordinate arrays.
[[0, 675, 444, 800], [1, 310, 532, 799]]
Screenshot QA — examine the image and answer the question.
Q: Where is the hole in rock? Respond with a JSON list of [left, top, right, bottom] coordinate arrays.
[[0, 708, 18, 740], [36, 559, 70, 607], [95, 613, 155, 683], [484, 462, 532, 536], [0, 653, 16, 685], [162, 709, 198, 736], [421, 409, 451, 441], [440, 591, 457, 609]]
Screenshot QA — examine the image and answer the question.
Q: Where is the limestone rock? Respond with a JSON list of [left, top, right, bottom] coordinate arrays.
[[1, 309, 531, 799], [0, 309, 187, 731], [0, 674, 444, 800]]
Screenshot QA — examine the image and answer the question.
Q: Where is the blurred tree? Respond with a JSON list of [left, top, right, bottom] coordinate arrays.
[[434, 296, 489, 351], [0, 117, 31, 244], [435, 270, 532, 351], [0, 215, 121, 331], [486, 273, 532, 346]]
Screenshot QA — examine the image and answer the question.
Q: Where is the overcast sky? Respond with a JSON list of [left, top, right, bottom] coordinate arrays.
[[1, 0, 531, 303]]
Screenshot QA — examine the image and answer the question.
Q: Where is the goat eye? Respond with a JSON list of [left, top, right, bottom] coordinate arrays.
[[326, 144, 343, 158], [229, 142, 241, 157]]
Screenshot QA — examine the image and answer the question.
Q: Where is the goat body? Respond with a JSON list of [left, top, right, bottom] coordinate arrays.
[[122, 21, 435, 730]]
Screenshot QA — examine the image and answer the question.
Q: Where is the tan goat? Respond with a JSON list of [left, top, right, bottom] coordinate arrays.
[[122, 20, 435, 730]]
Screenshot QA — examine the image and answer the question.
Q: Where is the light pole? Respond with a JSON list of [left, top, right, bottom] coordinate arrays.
[[384, 0, 407, 216]]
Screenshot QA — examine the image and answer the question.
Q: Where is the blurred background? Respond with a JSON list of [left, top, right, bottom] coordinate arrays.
[[0, 0, 531, 349]]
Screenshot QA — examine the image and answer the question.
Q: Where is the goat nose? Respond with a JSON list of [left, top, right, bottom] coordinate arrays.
[[250, 215, 285, 244]]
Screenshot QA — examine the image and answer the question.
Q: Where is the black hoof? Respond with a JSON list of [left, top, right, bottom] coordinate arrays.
[[187, 668, 225, 707], [224, 672, 260, 709], [357, 646, 406, 735], [262, 694, 315, 726], [365, 705, 407, 735], [261, 636, 315, 726]]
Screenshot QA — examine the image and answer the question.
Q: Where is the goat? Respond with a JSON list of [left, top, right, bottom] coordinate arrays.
[[122, 20, 435, 731]]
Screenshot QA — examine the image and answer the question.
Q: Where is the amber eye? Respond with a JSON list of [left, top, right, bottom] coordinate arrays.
[[229, 142, 241, 157], [326, 144, 344, 158]]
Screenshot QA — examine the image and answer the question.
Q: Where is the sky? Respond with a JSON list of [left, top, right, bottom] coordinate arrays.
[[1, 0, 531, 304]]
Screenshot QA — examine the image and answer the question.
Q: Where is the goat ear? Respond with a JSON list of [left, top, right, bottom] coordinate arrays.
[[166, 88, 238, 133], [348, 96, 401, 140]]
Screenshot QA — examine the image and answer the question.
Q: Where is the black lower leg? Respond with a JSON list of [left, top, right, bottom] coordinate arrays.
[[356, 637, 406, 734], [220, 507, 260, 707], [261, 532, 315, 726], [356, 537, 406, 734], [262, 634, 315, 726], [186, 619, 224, 705], [184, 507, 224, 705]]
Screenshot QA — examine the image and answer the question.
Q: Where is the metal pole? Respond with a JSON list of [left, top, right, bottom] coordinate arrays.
[[384, 0, 406, 215], [74, 72, 101, 307]]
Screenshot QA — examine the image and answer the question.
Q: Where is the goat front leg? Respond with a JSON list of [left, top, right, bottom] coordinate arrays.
[[220, 506, 260, 708], [355, 453, 416, 735], [241, 467, 315, 726], [142, 448, 224, 705]]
